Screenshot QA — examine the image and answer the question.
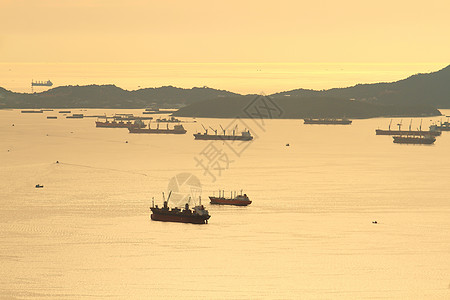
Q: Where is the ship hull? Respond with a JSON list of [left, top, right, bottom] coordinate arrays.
[[150, 212, 209, 224], [129, 128, 186, 134], [193, 134, 253, 141], [21, 110, 43, 113], [304, 119, 352, 125], [96, 121, 145, 129], [376, 129, 441, 136], [209, 197, 252, 206], [393, 136, 436, 144]]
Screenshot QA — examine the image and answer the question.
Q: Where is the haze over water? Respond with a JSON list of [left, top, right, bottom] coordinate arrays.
[[1, 63, 446, 94], [1, 109, 449, 299]]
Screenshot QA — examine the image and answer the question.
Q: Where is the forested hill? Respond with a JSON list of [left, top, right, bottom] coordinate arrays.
[[0, 85, 238, 109], [272, 65, 450, 108]]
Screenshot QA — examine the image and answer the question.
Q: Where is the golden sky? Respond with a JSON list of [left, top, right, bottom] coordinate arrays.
[[1, 0, 449, 63]]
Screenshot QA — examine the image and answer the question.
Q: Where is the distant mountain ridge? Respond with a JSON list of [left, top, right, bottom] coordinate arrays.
[[173, 95, 440, 119], [272, 65, 450, 107], [0, 65, 448, 119], [0, 85, 238, 109]]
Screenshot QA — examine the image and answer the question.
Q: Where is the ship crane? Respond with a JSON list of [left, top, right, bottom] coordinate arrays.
[[209, 126, 217, 135], [220, 125, 226, 135], [388, 119, 392, 131], [201, 124, 208, 134], [409, 119, 412, 131], [233, 124, 238, 136], [397, 119, 402, 131]]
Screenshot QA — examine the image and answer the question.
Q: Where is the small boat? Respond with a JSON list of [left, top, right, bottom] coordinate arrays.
[[47, 116, 58, 119], [209, 190, 252, 206], [58, 110, 71, 114], [35, 184, 44, 188], [150, 192, 210, 224], [304, 118, 352, 125]]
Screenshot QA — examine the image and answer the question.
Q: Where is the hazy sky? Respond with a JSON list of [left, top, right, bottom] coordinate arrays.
[[1, 0, 449, 63]]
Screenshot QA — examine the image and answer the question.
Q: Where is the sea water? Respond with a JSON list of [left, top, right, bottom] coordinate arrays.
[[1, 109, 450, 299]]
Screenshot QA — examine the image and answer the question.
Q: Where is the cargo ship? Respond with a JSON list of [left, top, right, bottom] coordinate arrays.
[[304, 118, 352, 125], [376, 119, 441, 136], [150, 192, 210, 224], [209, 190, 252, 206], [31, 80, 53, 87], [128, 123, 187, 134], [96, 118, 146, 129], [194, 125, 253, 141], [156, 116, 181, 123], [21, 110, 43, 113], [393, 135, 436, 144]]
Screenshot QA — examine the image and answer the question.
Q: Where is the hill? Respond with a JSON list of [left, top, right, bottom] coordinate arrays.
[[173, 95, 440, 119], [0, 85, 238, 109], [272, 65, 450, 107]]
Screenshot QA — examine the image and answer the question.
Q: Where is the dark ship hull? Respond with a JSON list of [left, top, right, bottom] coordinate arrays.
[[96, 121, 145, 129], [304, 118, 352, 125], [21, 110, 43, 113], [209, 197, 252, 206], [194, 134, 253, 141], [376, 129, 441, 136], [393, 136, 436, 144], [150, 210, 209, 224], [129, 127, 186, 134]]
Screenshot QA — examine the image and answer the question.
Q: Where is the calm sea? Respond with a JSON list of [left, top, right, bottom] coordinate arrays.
[[0, 63, 447, 94], [1, 109, 449, 299]]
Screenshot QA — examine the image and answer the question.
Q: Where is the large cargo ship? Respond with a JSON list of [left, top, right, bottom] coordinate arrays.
[[304, 118, 352, 125], [209, 190, 252, 206], [128, 123, 187, 134], [393, 135, 436, 144], [96, 118, 146, 129], [150, 193, 210, 224], [376, 119, 441, 136], [194, 125, 253, 141]]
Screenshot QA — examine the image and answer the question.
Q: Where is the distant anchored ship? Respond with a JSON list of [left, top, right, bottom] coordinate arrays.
[[209, 190, 252, 206], [303, 118, 352, 125], [128, 123, 187, 134], [376, 119, 441, 136], [194, 125, 253, 141], [31, 80, 53, 87], [393, 135, 436, 145]]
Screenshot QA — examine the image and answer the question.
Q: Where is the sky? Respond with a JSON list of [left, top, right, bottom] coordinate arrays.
[[1, 0, 449, 63]]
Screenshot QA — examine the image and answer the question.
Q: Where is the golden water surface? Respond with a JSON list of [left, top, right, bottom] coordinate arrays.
[[1, 109, 450, 299]]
